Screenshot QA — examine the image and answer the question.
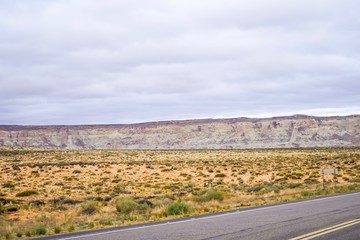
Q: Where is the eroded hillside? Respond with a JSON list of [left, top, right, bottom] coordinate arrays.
[[0, 115, 359, 149]]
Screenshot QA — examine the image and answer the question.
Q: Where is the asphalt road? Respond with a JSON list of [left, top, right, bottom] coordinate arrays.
[[312, 223, 360, 240], [37, 192, 360, 240]]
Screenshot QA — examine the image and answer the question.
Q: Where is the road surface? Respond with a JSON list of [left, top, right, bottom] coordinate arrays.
[[36, 192, 360, 240]]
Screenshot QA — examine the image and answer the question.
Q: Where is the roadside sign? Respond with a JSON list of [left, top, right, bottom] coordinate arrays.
[[320, 168, 338, 174], [319, 168, 338, 190]]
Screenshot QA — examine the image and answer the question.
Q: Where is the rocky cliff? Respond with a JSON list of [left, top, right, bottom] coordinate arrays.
[[0, 115, 359, 149]]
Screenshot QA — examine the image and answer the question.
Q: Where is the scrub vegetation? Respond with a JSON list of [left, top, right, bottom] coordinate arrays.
[[1, 147, 360, 239]]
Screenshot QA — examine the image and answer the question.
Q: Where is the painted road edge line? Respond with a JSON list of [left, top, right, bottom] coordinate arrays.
[[289, 218, 360, 240]]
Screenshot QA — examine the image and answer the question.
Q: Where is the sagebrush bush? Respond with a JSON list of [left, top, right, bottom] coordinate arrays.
[[193, 189, 224, 202], [0, 204, 4, 214], [16, 190, 38, 197], [54, 226, 61, 234], [300, 191, 313, 197], [215, 173, 226, 178], [67, 224, 75, 232], [88, 222, 95, 229], [167, 201, 189, 215], [285, 183, 302, 189], [303, 178, 319, 184], [2, 182, 15, 189], [115, 197, 139, 214], [32, 225, 47, 235], [80, 201, 99, 215], [245, 184, 263, 193]]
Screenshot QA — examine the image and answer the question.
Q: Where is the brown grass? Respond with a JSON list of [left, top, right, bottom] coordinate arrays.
[[0, 147, 360, 238]]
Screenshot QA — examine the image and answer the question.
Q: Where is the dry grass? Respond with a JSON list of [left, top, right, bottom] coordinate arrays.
[[1, 147, 360, 239]]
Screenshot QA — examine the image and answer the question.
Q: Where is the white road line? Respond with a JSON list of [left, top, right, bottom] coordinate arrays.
[[289, 218, 360, 240], [55, 192, 360, 240]]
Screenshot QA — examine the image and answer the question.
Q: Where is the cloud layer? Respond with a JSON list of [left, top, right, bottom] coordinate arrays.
[[1, 0, 359, 124]]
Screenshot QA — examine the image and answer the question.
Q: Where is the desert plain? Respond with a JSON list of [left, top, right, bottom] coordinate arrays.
[[1, 147, 360, 239]]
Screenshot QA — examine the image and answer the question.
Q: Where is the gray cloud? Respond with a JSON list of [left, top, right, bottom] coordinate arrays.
[[0, 0, 359, 124]]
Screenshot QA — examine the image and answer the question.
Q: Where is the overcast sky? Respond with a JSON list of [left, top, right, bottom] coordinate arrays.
[[1, 0, 359, 125]]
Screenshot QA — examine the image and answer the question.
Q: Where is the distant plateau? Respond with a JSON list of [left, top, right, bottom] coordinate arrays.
[[0, 114, 359, 149]]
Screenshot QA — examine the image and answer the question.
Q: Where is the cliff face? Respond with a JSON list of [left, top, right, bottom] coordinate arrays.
[[0, 115, 359, 149]]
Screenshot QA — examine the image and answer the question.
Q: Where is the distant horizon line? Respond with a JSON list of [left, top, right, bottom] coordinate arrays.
[[1, 113, 359, 127]]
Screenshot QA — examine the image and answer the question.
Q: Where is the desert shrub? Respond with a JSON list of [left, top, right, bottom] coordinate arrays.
[[4, 232, 12, 240], [16, 232, 23, 237], [347, 184, 359, 191], [16, 190, 38, 197], [113, 185, 130, 194], [2, 182, 15, 189], [88, 222, 95, 229], [136, 203, 149, 213], [351, 178, 360, 183], [5, 206, 18, 212], [245, 184, 263, 193], [32, 225, 47, 235], [99, 219, 112, 225], [167, 201, 189, 215], [303, 178, 319, 184], [343, 177, 350, 181], [215, 173, 226, 178], [67, 224, 75, 232], [0, 204, 4, 214], [112, 178, 120, 183], [300, 191, 313, 197], [285, 183, 302, 189], [273, 187, 281, 194], [80, 201, 99, 215], [193, 189, 224, 202], [115, 197, 139, 214], [54, 226, 61, 234]]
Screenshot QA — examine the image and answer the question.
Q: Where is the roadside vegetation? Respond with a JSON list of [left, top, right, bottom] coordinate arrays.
[[0, 147, 360, 239]]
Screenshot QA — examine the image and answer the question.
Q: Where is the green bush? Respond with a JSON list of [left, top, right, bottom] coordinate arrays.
[[167, 201, 189, 215], [88, 222, 95, 229], [193, 189, 224, 202], [4, 232, 12, 240], [347, 184, 359, 191], [54, 226, 62, 234], [300, 191, 313, 197], [285, 183, 302, 189], [303, 178, 319, 184], [32, 225, 47, 235], [67, 224, 75, 232], [99, 219, 112, 225], [115, 197, 138, 214], [16, 190, 38, 197]]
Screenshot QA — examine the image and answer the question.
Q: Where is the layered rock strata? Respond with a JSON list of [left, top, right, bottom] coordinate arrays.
[[0, 115, 359, 149]]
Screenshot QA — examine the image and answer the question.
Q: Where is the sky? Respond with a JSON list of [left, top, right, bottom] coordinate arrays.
[[0, 0, 359, 125]]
